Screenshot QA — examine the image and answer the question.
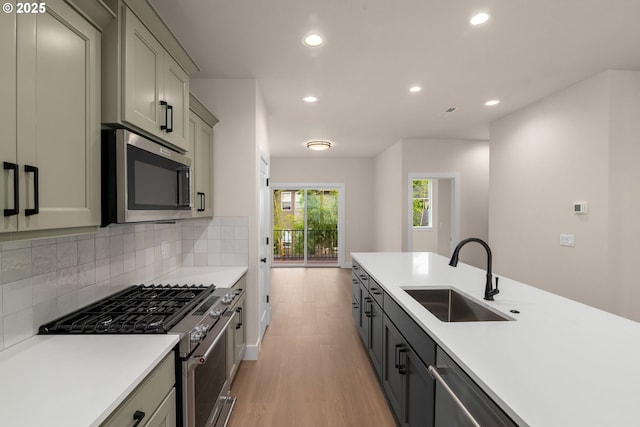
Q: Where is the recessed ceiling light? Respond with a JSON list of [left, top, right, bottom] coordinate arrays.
[[470, 12, 490, 26], [409, 86, 422, 93], [303, 96, 318, 103], [303, 33, 324, 47], [306, 140, 332, 151], [485, 99, 500, 106]]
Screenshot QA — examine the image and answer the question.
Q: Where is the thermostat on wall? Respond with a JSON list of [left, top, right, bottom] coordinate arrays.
[[573, 201, 588, 214]]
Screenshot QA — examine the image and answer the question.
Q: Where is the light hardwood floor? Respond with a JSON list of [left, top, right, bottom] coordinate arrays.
[[227, 267, 396, 427]]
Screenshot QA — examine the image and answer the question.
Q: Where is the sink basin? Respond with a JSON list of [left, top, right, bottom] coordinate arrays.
[[403, 288, 511, 322]]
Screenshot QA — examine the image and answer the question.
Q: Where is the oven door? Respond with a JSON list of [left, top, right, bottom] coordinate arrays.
[[182, 311, 236, 427]]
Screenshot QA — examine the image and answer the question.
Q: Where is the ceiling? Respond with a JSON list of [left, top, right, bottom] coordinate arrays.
[[149, 0, 640, 158]]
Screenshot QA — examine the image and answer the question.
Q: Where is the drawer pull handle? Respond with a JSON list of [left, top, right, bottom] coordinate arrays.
[[132, 410, 146, 427]]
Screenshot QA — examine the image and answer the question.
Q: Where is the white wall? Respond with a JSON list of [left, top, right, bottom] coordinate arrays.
[[609, 71, 640, 320], [402, 139, 490, 268], [270, 157, 375, 263], [374, 141, 403, 251], [190, 78, 268, 356], [490, 70, 640, 319], [437, 178, 453, 256]]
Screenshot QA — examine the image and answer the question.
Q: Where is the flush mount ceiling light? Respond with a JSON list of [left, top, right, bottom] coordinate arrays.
[[306, 140, 332, 151], [470, 12, 490, 25], [303, 33, 324, 47], [484, 99, 500, 106], [409, 86, 422, 93], [302, 95, 318, 103]]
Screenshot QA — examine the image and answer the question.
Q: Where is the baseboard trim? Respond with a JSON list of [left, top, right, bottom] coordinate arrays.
[[244, 344, 259, 360]]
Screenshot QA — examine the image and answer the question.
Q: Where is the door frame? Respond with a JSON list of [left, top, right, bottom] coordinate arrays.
[[407, 172, 460, 256], [271, 182, 346, 268], [258, 150, 271, 342]]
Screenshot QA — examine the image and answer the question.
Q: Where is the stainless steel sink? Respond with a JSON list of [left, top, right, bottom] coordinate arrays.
[[403, 288, 510, 322]]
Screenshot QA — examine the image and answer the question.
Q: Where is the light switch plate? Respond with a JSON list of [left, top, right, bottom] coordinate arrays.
[[560, 234, 575, 247]]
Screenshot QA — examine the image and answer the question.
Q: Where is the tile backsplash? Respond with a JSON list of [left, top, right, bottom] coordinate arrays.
[[0, 216, 248, 351]]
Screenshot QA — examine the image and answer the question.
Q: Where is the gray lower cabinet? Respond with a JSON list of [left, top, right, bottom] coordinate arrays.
[[351, 277, 360, 326], [367, 295, 384, 378], [357, 280, 384, 379], [382, 315, 435, 427], [101, 352, 176, 427], [227, 275, 247, 383], [352, 263, 519, 427]]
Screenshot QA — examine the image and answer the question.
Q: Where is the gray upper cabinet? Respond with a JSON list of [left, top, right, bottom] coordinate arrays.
[[188, 94, 218, 218], [1, 0, 102, 236], [102, 1, 197, 153]]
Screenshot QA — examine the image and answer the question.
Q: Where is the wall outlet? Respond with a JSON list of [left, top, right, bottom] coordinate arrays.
[[560, 234, 575, 247]]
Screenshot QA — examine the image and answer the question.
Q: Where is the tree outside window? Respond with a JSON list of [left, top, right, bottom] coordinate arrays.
[[412, 179, 431, 227]]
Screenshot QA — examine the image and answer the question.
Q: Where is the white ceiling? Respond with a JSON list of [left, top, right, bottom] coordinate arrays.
[[149, 0, 640, 158]]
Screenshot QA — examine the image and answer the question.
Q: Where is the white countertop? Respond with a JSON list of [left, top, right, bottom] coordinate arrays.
[[0, 334, 178, 427], [352, 252, 640, 427], [149, 266, 248, 288], [0, 266, 246, 427]]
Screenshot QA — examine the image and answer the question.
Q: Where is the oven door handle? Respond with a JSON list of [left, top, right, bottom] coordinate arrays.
[[190, 311, 236, 366]]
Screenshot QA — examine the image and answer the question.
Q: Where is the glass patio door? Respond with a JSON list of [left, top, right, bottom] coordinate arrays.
[[273, 187, 340, 266]]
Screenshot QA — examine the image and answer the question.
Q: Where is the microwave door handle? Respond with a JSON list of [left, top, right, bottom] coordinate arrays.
[[177, 169, 188, 207]]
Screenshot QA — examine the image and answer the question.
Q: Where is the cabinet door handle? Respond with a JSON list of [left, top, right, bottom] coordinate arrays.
[[167, 104, 174, 133], [398, 348, 408, 375], [24, 165, 39, 216], [132, 410, 146, 427], [3, 162, 19, 216], [236, 307, 243, 329], [428, 366, 481, 427], [394, 344, 402, 369], [197, 192, 205, 212], [160, 100, 168, 130], [363, 297, 372, 317]]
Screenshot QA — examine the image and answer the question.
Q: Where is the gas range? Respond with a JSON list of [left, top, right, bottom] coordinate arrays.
[[38, 281, 245, 427], [38, 283, 242, 357]]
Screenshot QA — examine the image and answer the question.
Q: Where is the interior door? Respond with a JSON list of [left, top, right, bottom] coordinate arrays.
[[258, 153, 271, 339]]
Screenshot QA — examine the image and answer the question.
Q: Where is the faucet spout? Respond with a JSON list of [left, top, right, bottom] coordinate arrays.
[[449, 238, 499, 301]]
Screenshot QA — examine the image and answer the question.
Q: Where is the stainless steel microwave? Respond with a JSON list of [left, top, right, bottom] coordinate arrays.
[[101, 128, 192, 226]]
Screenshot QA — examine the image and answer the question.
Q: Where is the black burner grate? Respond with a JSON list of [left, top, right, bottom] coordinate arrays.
[[39, 284, 215, 334]]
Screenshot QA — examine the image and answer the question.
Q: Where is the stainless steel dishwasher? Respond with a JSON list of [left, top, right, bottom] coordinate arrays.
[[429, 348, 519, 427]]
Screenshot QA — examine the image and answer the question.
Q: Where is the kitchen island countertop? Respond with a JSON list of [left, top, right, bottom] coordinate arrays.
[[0, 334, 178, 427], [352, 252, 640, 427]]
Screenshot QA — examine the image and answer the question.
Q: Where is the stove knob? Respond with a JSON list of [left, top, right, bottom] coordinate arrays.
[[209, 308, 222, 319], [199, 324, 210, 332], [221, 295, 231, 305], [190, 331, 203, 342]]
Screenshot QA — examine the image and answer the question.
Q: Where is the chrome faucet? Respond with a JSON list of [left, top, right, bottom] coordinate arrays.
[[449, 238, 500, 301]]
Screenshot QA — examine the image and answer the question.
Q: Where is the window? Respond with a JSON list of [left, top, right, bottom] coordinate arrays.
[[281, 191, 292, 211], [412, 179, 431, 227]]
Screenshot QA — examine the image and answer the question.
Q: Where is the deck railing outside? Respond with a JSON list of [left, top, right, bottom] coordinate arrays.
[[273, 229, 338, 263]]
